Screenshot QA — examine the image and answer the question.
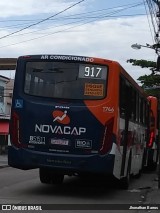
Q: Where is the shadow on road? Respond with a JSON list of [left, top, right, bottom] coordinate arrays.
[[22, 175, 121, 199], [8, 168, 157, 202]]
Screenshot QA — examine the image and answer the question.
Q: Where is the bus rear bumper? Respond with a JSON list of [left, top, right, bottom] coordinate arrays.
[[8, 147, 115, 175]]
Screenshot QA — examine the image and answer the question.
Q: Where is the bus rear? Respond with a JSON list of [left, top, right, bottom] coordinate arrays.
[[8, 55, 119, 184]]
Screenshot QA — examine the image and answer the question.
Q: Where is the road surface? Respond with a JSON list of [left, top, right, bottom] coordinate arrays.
[[0, 166, 159, 212]]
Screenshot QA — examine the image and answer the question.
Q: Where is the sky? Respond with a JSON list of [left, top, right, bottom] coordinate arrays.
[[0, 0, 158, 82]]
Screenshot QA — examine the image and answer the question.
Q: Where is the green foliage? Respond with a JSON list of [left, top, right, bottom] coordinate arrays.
[[127, 59, 156, 70], [137, 74, 160, 87], [127, 59, 160, 98]]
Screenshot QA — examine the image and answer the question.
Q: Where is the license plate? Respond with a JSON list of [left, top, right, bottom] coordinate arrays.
[[50, 139, 69, 146]]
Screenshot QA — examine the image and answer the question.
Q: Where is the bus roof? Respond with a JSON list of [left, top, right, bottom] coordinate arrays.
[[18, 54, 115, 64]]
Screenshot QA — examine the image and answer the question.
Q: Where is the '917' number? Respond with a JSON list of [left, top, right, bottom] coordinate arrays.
[[84, 67, 102, 78]]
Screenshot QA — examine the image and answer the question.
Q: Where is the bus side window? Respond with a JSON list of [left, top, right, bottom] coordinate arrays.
[[136, 93, 140, 123], [140, 97, 147, 125], [144, 101, 148, 125], [119, 77, 126, 117], [146, 103, 150, 126], [140, 97, 144, 124], [150, 110, 155, 128], [130, 88, 136, 121], [133, 90, 137, 121]]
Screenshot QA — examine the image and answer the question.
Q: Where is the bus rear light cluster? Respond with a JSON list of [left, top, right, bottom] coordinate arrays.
[[100, 117, 114, 155], [148, 131, 155, 148], [10, 111, 24, 148]]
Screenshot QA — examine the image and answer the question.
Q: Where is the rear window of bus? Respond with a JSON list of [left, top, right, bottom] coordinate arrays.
[[24, 61, 108, 100]]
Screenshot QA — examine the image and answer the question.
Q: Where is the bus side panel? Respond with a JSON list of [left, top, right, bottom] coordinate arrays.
[[116, 71, 147, 180]]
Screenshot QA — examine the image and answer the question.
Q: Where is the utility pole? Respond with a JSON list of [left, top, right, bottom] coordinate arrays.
[[158, 96, 160, 189], [152, 1, 160, 52], [145, 0, 160, 188], [152, 0, 160, 189]]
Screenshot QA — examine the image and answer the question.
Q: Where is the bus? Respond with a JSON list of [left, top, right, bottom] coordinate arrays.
[[145, 96, 158, 170], [8, 54, 154, 189]]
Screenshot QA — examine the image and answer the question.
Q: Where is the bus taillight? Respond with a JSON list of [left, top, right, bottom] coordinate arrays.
[[100, 117, 114, 155], [148, 131, 155, 147], [10, 111, 23, 148]]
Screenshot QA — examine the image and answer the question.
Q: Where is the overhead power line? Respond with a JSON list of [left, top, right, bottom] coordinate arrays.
[[143, 0, 155, 43], [0, 14, 146, 28], [1, 2, 145, 39], [0, 2, 145, 49], [0, 1, 144, 23], [146, 0, 158, 40], [145, 0, 160, 54], [0, 1, 144, 32], [0, 0, 85, 40], [145, 0, 160, 42]]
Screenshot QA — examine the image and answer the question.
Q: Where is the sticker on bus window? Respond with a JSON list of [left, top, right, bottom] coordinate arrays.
[[15, 99, 23, 108], [84, 83, 104, 96]]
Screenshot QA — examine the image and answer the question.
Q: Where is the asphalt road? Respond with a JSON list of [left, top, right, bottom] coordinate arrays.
[[0, 166, 159, 212]]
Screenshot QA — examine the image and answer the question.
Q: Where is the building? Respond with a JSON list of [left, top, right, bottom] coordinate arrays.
[[0, 76, 14, 154], [5, 79, 14, 115]]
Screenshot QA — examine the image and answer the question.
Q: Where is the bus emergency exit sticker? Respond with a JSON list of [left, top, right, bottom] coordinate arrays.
[[84, 83, 104, 96], [15, 99, 23, 108]]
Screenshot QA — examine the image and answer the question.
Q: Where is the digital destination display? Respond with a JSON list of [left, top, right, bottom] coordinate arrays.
[[78, 64, 107, 79]]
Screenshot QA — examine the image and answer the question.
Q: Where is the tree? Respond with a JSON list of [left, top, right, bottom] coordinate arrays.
[[127, 59, 156, 70], [127, 59, 160, 97]]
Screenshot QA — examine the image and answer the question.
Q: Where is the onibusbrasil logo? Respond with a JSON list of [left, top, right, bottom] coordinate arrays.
[[52, 110, 70, 124]]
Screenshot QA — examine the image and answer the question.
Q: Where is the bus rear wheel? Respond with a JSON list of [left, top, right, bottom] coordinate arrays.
[[39, 168, 64, 185], [39, 168, 51, 184], [51, 174, 64, 184], [147, 161, 157, 171]]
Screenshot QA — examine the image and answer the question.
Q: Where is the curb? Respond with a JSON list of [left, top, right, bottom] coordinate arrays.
[[0, 165, 9, 169]]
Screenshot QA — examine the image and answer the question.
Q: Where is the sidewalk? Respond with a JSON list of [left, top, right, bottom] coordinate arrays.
[[0, 154, 8, 168], [144, 175, 160, 205]]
